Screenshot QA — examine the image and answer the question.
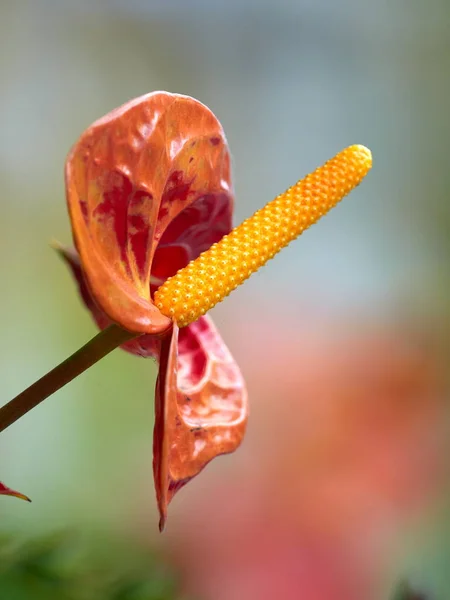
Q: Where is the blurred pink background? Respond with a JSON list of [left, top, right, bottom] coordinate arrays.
[[152, 310, 449, 599]]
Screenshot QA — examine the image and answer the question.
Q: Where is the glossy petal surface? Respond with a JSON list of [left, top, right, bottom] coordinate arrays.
[[154, 316, 247, 530], [65, 91, 233, 334]]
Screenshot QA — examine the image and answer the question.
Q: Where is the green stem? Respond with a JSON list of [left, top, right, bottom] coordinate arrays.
[[0, 325, 139, 433]]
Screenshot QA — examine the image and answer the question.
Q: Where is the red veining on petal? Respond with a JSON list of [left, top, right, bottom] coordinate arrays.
[[94, 169, 133, 275], [178, 325, 208, 387], [128, 189, 153, 279], [163, 170, 193, 204], [154, 171, 195, 242], [80, 199, 89, 224]]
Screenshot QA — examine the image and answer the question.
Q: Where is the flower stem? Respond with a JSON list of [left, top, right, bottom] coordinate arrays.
[[0, 325, 139, 433]]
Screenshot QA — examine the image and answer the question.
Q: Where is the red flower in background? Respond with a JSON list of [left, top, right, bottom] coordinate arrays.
[[57, 93, 247, 529], [163, 317, 447, 600]]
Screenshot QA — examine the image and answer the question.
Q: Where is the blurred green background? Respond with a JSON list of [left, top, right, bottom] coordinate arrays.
[[1, 1, 450, 598]]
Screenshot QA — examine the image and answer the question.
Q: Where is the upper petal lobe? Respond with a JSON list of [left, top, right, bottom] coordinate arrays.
[[65, 92, 233, 334]]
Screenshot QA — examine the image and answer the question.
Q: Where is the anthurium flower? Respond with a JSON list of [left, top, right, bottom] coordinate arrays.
[[0, 92, 372, 529], [0, 481, 30, 502], [60, 92, 247, 530]]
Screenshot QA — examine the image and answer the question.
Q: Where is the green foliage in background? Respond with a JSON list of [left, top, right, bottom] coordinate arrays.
[[392, 581, 429, 600], [0, 532, 180, 600]]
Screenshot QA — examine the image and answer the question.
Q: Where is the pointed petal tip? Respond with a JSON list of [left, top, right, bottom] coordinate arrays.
[[15, 492, 32, 503], [0, 483, 31, 502], [158, 515, 166, 532], [50, 239, 71, 258], [50, 240, 82, 272], [49, 238, 63, 251]]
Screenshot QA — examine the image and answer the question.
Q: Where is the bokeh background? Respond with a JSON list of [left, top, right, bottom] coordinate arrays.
[[1, 1, 450, 598]]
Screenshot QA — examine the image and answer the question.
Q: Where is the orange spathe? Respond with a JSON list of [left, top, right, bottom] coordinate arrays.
[[154, 145, 372, 327]]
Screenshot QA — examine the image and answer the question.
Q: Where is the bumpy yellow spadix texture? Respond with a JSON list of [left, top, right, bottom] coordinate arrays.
[[155, 145, 372, 327]]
